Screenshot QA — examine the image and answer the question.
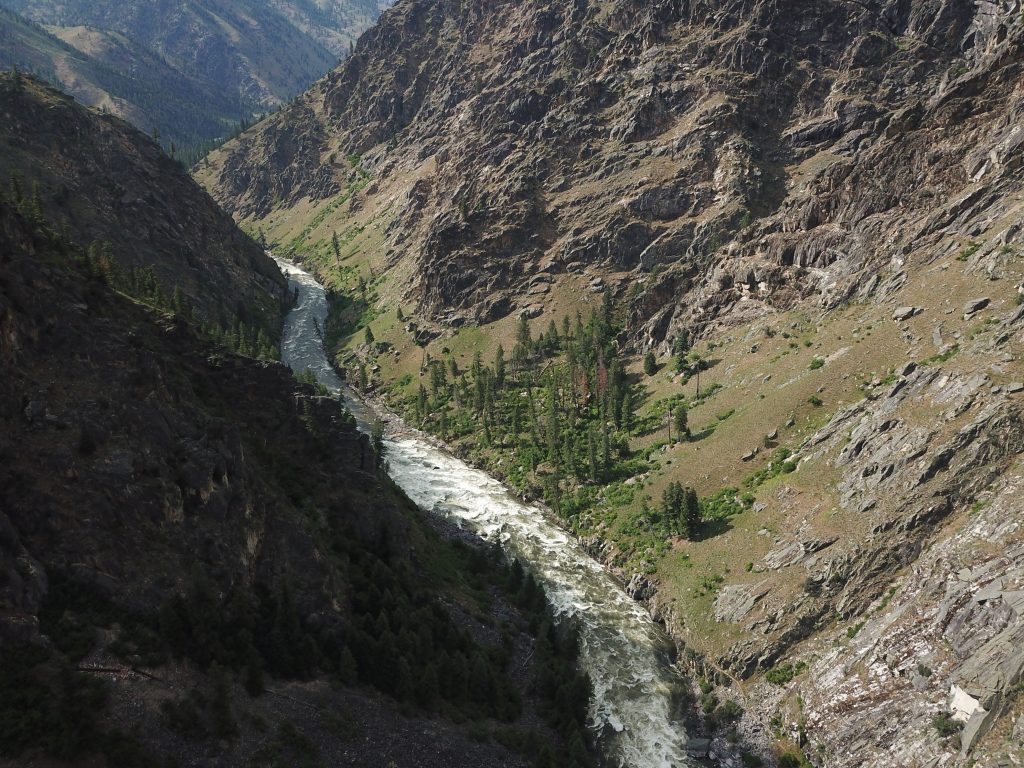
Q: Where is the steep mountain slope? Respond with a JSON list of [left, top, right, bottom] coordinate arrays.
[[0, 199, 585, 768], [0, 71, 589, 768], [201, 0, 1022, 338], [0, 75, 287, 340], [0, 9, 248, 151], [200, 0, 1024, 764]]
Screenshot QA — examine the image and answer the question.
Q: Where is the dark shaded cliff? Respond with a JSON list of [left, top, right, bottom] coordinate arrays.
[[0, 198, 587, 767], [0, 74, 288, 339]]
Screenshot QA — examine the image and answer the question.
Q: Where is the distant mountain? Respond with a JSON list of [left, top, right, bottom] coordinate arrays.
[[0, 9, 248, 151], [0, 0, 392, 152]]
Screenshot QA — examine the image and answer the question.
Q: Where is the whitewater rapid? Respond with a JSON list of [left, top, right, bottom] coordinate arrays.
[[275, 258, 692, 768]]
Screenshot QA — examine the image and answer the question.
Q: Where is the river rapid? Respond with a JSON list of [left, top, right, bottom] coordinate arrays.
[[275, 258, 692, 768]]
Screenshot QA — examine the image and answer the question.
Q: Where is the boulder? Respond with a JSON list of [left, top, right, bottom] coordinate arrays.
[[963, 297, 991, 318], [892, 306, 922, 322]]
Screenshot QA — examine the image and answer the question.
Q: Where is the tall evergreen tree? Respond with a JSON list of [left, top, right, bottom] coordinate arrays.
[[673, 404, 689, 441], [643, 351, 658, 376], [494, 344, 506, 389]]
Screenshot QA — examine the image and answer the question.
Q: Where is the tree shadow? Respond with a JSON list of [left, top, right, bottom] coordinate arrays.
[[698, 517, 733, 540], [686, 427, 716, 442]]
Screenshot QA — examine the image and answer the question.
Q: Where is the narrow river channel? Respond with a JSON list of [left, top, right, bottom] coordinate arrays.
[[275, 258, 692, 768]]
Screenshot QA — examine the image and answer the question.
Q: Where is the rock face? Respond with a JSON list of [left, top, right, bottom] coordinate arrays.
[[0, 75, 288, 337], [202, 0, 1024, 344], [795, 461, 1024, 767]]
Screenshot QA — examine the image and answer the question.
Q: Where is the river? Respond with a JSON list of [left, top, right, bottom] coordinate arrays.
[[275, 258, 692, 768]]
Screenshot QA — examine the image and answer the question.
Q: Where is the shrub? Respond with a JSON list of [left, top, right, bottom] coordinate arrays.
[[809, 357, 824, 370], [933, 713, 963, 738], [765, 662, 806, 685]]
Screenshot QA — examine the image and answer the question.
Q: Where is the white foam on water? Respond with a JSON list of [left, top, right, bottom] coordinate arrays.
[[274, 258, 692, 767]]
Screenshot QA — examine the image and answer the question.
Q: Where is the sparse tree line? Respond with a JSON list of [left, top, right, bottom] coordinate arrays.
[[363, 289, 711, 540], [370, 292, 647, 512]]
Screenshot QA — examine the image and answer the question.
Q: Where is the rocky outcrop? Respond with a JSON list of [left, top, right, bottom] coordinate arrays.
[[793, 460, 1024, 767], [0, 74, 288, 337], [703, 354, 1024, 679]]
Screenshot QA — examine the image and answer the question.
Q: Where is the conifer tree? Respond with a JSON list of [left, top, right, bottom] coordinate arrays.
[[494, 344, 506, 389], [332, 231, 341, 267], [644, 352, 658, 376], [673, 404, 689, 441], [683, 487, 701, 540]]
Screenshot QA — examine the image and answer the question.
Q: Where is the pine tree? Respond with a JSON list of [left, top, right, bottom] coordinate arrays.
[[601, 412, 611, 480], [546, 319, 559, 354], [546, 386, 560, 464], [622, 389, 635, 433], [673, 404, 689, 441], [673, 330, 691, 373], [172, 285, 186, 316], [332, 231, 341, 267], [8, 172, 23, 204], [364, 325, 375, 346], [417, 384, 429, 425], [371, 419, 386, 463], [28, 180, 43, 219], [513, 315, 531, 376], [662, 482, 684, 533], [494, 344, 506, 389], [588, 429, 598, 482], [643, 351, 658, 376]]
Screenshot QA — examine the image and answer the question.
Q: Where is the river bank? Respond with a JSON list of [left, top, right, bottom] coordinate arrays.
[[275, 256, 703, 768]]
